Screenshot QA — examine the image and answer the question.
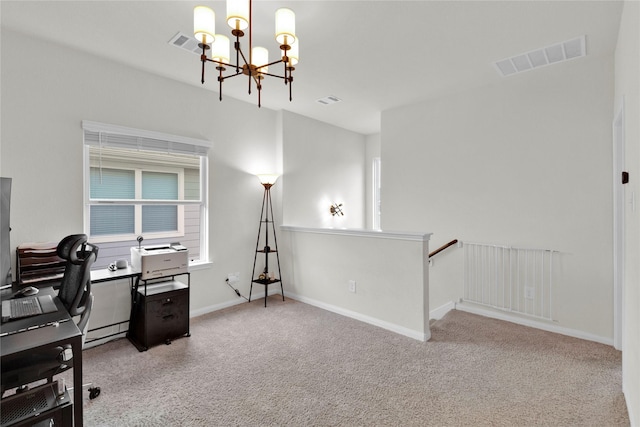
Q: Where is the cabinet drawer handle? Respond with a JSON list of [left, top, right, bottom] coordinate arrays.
[[163, 314, 174, 320], [162, 298, 173, 305]]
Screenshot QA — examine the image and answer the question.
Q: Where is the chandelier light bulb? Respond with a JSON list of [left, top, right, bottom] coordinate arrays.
[[194, 6, 216, 45], [226, 0, 250, 31], [275, 8, 296, 46], [211, 35, 230, 64]]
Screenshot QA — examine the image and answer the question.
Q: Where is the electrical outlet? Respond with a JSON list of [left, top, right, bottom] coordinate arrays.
[[227, 272, 239, 285], [348, 280, 356, 293], [524, 287, 535, 300]]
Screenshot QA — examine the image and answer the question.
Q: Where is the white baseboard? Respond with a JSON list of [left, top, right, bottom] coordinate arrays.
[[84, 332, 127, 349], [429, 301, 456, 320], [285, 291, 429, 342], [189, 289, 277, 317], [454, 301, 614, 346], [189, 296, 247, 317]]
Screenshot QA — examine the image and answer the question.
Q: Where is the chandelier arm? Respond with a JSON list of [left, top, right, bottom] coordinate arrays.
[[236, 46, 251, 69], [259, 72, 286, 80], [259, 58, 286, 69], [219, 70, 245, 80]]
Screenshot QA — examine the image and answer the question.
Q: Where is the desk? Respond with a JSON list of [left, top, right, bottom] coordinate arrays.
[[85, 267, 139, 344], [1, 287, 84, 426], [90, 266, 139, 284]]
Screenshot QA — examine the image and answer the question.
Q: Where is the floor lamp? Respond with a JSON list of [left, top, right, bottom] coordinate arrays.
[[250, 174, 284, 307]]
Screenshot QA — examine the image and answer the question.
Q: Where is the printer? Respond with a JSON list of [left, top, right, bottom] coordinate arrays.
[[130, 244, 189, 280]]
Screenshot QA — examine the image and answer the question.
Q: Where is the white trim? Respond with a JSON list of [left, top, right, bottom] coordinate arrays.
[[454, 300, 614, 346], [188, 288, 274, 318], [280, 225, 432, 242], [612, 98, 625, 351], [189, 296, 247, 318], [82, 120, 211, 149], [429, 301, 456, 320], [285, 291, 430, 342], [372, 157, 381, 231]]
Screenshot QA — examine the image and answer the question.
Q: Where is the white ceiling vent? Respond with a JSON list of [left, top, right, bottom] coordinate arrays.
[[494, 35, 586, 77], [169, 32, 202, 55], [316, 95, 342, 106]]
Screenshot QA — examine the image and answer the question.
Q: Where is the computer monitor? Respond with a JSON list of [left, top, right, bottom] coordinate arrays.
[[1, 177, 12, 287]]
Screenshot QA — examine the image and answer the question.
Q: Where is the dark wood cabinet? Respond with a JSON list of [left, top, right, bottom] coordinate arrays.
[[127, 277, 190, 351]]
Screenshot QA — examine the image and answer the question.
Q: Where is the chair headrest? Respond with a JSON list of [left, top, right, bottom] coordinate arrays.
[[56, 234, 88, 263]]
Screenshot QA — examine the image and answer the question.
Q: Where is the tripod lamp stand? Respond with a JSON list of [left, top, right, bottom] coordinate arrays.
[[249, 174, 284, 307]]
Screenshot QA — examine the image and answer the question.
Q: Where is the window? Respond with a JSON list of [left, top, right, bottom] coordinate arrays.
[[83, 121, 210, 267]]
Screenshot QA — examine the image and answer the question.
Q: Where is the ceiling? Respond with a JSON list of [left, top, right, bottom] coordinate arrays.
[[0, 1, 624, 135]]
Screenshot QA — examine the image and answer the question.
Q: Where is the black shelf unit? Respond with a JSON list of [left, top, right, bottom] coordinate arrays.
[[250, 182, 284, 307], [1, 382, 72, 427], [127, 273, 190, 351]]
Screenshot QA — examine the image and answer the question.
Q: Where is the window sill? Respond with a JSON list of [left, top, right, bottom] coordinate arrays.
[[189, 260, 212, 271]]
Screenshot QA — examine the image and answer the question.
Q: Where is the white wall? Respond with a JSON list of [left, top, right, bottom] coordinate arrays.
[[280, 226, 431, 341], [381, 54, 615, 341], [614, 1, 640, 424], [281, 111, 366, 229], [0, 29, 280, 319]]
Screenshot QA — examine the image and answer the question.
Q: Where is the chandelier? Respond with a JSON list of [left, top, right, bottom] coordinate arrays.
[[193, 0, 298, 108]]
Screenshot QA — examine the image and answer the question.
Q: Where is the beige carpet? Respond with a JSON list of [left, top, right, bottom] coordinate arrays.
[[73, 297, 629, 426]]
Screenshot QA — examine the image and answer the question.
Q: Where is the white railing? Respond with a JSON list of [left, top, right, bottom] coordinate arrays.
[[463, 242, 557, 321]]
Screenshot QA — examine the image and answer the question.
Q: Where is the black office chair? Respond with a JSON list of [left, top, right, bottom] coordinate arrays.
[[1, 234, 100, 399]]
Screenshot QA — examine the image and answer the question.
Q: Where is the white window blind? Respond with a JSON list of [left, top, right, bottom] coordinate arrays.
[[82, 120, 210, 156]]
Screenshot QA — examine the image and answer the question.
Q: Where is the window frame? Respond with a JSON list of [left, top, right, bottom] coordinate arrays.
[[82, 121, 211, 265]]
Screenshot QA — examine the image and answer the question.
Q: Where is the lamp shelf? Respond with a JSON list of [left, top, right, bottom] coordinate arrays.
[[252, 278, 281, 285], [256, 249, 277, 253]]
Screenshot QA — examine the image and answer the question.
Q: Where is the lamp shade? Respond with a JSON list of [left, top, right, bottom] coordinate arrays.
[[226, 0, 249, 30], [275, 8, 296, 46], [287, 38, 299, 66], [252, 47, 269, 73], [194, 6, 216, 44], [211, 35, 230, 64], [257, 174, 279, 185]]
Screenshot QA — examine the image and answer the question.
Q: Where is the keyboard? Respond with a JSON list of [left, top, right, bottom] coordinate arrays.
[[9, 298, 43, 317], [1, 295, 57, 322]]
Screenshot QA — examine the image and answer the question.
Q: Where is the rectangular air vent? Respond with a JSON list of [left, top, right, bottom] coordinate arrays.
[[316, 95, 342, 106], [494, 35, 586, 77], [169, 32, 202, 55]]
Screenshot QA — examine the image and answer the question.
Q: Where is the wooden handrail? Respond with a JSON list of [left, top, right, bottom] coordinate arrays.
[[429, 239, 458, 258]]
